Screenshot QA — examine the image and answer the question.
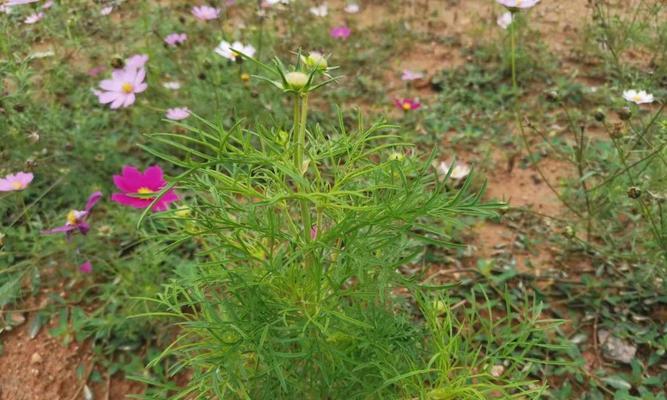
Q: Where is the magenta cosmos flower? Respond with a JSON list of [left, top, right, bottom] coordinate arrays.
[[496, 0, 540, 9], [0, 172, 33, 191], [111, 165, 179, 212], [165, 33, 187, 47], [166, 107, 190, 120], [394, 98, 421, 111], [96, 67, 147, 109], [192, 5, 220, 21], [330, 25, 351, 39], [43, 192, 102, 237], [79, 260, 93, 273]]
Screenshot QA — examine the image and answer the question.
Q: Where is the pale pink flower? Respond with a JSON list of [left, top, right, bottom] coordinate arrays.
[[24, 11, 43, 24], [623, 89, 654, 105], [42, 0, 53, 9], [100, 5, 112, 15], [165, 107, 190, 120], [0, 172, 33, 191], [125, 54, 148, 70], [165, 33, 187, 47], [87, 66, 106, 77], [436, 161, 471, 180], [192, 5, 220, 21], [401, 69, 424, 81], [96, 67, 147, 109], [497, 12, 513, 29], [5, 0, 38, 5]]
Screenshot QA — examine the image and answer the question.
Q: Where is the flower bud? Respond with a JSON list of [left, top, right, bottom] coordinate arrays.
[[28, 131, 40, 143], [617, 106, 632, 121], [303, 52, 327, 71], [388, 152, 404, 161], [285, 71, 308, 90], [627, 186, 641, 199], [277, 129, 289, 146], [240, 72, 251, 82], [594, 109, 605, 122]]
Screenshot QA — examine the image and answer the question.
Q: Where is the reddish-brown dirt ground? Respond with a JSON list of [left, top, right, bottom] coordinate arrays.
[[0, 0, 652, 399]]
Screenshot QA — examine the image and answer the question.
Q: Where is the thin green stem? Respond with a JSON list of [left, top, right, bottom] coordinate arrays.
[[510, 12, 518, 94]]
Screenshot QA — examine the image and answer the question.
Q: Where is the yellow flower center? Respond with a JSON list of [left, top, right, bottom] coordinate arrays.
[[66, 210, 78, 225], [121, 83, 134, 94], [402, 102, 412, 111], [10, 181, 25, 190], [137, 187, 154, 194], [633, 95, 642, 102], [241, 73, 250, 82]]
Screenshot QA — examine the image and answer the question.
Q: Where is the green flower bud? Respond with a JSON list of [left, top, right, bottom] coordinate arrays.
[[303, 52, 327, 71], [277, 129, 289, 146], [285, 71, 309, 90], [388, 152, 404, 161]]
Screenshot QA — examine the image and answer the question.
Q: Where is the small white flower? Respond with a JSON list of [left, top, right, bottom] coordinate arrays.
[[497, 12, 513, 29], [496, 0, 540, 9], [623, 89, 654, 105], [264, 0, 289, 5], [490, 365, 505, 377], [215, 40, 256, 60], [310, 3, 328, 17], [344, 3, 359, 13], [437, 161, 471, 181], [100, 6, 113, 16], [163, 81, 182, 90]]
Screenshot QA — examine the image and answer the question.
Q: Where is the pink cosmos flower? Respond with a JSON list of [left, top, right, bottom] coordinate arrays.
[[96, 67, 147, 109], [0, 172, 33, 191], [42, 192, 102, 237], [496, 0, 540, 9], [5, 0, 38, 5], [166, 107, 190, 120], [42, 0, 53, 9], [192, 5, 220, 21], [165, 33, 187, 47], [79, 261, 93, 273], [111, 165, 179, 212], [310, 224, 318, 240], [125, 54, 148, 70], [330, 25, 351, 39], [87, 66, 105, 77], [394, 98, 421, 111], [100, 5, 113, 15], [24, 11, 43, 24], [401, 69, 424, 81]]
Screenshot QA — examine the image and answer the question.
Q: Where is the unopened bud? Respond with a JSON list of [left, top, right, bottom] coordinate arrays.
[[303, 52, 327, 71], [285, 71, 308, 90], [28, 131, 40, 143], [627, 186, 641, 199], [617, 106, 632, 121], [388, 152, 404, 161]]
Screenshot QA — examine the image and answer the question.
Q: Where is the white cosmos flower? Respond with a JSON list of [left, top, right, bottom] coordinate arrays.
[[265, 0, 289, 4], [215, 40, 256, 60], [436, 161, 471, 181], [623, 89, 654, 105], [310, 3, 328, 17], [497, 12, 513, 29], [163, 81, 181, 90], [496, 0, 540, 9], [344, 3, 359, 13]]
